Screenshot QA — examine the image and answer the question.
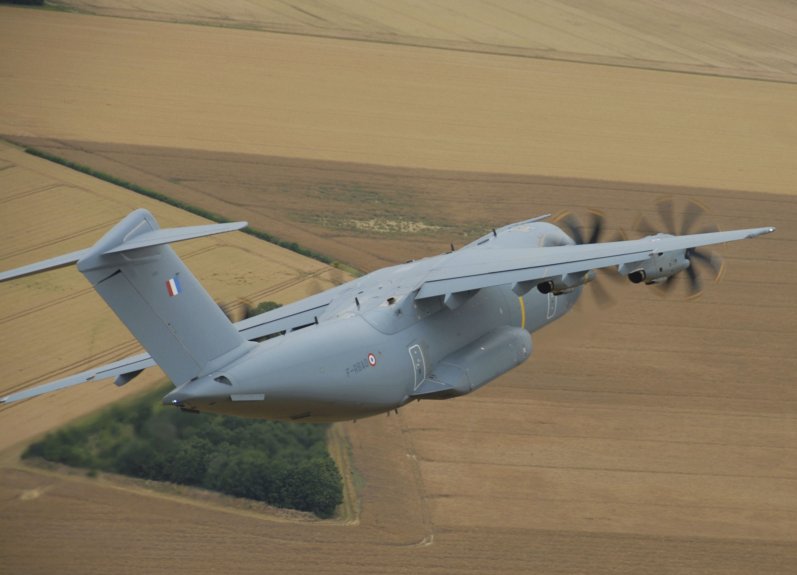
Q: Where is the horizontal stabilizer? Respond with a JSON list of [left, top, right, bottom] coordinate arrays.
[[103, 221, 247, 254], [0, 220, 247, 284], [0, 248, 89, 282], [1, 209, 254, 402]]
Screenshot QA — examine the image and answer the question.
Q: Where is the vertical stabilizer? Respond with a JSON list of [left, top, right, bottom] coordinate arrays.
[[77, 209, 249, 385]]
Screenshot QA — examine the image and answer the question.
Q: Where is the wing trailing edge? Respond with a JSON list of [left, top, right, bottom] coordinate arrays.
[[416, 226, 775, 300]]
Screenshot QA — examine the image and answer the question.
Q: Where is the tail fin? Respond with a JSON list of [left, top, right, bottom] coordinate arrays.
[[4, 209, 251, 386]]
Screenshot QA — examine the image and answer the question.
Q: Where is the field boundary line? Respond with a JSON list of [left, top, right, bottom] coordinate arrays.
[[23, 146, 343, 268]]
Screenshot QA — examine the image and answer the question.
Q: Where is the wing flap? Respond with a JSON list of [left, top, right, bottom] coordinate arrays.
[[417, 227, 775, 300]]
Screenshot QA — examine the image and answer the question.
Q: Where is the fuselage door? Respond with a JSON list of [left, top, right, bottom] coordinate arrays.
[[546, 292, 557, 319], [408, 344, 426, 391]]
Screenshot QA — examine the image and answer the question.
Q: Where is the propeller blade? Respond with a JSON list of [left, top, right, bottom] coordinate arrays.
[[598, 266, 625, 285], [589, 276, 615, 308], [657, 274, 678, 294], [685, 263, 701, 296], [689, 248, 722, 279], [697, 223, 720, 235], [656, 198, 676, 235], [218, 301, 236, 322], [556, 212, 585, 244], [634, 198, 725, 299], [610, 229, 628, 243], [586, 210, 605, 244], [635, 215, 659, 237], [680, 200, 707, 235]]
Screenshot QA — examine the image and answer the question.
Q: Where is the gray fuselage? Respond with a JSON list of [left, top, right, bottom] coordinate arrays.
[[164, 222, 579, 422]]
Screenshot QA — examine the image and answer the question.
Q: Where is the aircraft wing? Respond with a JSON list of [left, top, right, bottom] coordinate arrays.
[[1, 353, 156, 404], [1, 283, 348, 404], [235, 283, 348, 340], [416, 227, 775, 299]]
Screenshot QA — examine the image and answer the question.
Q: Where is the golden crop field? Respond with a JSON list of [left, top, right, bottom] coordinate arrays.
[[1, 3, 796, 574], [0, 141, 344, 452], [56, 0, 797, 81], [1, 7, 796, 196]]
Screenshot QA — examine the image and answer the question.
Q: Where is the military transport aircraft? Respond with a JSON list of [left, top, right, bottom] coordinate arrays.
[[0, 203, 774, 422]]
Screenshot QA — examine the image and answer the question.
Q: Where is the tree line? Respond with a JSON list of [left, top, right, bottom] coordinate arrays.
[[25, 386, 343, 517]]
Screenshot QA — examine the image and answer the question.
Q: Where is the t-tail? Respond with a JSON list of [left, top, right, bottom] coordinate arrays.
[[1, 209, 252, 390]]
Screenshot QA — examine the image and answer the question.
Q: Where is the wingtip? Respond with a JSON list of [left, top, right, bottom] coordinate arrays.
[[744, 226, 775, 239]]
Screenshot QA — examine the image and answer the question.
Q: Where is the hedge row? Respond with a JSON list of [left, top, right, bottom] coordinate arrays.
[[25, 147, 333, 264]]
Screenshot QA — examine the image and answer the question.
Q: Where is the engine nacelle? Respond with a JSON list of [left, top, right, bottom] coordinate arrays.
[[537, 271, 595, 295], [623, 250, 689, 284]]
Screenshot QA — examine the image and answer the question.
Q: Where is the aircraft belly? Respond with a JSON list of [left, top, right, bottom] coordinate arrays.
[[170, 316, 414, 421]]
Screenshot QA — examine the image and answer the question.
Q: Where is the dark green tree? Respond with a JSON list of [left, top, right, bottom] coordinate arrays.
[[24, 386, 344, 518]]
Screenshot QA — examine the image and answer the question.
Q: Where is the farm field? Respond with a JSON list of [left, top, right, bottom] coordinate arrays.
[[1, 3, 797, 574], [55, 0, 797, 82], [1, 8, 796, 197], [0, 141, 345, 452]]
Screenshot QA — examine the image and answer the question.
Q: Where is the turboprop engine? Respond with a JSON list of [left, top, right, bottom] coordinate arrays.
[[537, 271, 594, 295], [622, 249, 690, 284]]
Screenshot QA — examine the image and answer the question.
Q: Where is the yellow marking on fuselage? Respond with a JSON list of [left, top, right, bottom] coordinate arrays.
[[518, 296, 526, 329]]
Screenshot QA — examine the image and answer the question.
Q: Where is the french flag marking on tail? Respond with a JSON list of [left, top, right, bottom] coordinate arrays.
[[166, 276, 181, 297]]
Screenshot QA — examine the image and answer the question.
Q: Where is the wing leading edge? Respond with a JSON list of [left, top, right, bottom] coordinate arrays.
[[416, 227, 775, 299]]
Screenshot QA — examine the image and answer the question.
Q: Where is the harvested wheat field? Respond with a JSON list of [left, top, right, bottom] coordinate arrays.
[[1, 7, 796, 195], [1, 3, 797, 575], [55, 0, 797, 82], [0, 140, 345, 450]]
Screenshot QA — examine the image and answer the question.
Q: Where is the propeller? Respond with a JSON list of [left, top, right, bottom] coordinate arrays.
[[553, 209, 626, 307], [635, 198, 724, 297], [217, 300, 256, 322]]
